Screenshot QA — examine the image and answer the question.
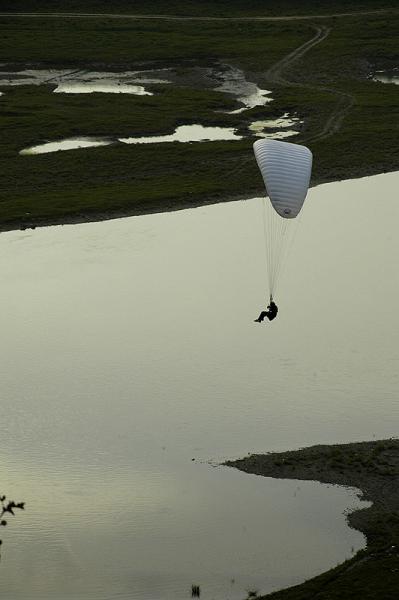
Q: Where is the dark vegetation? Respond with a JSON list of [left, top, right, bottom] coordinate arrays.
[[0, 496, 25, 558], [191, 584, 200, 597], [0, 6, 397, 230], [227, 439, 399, 600], [0, 17, 310, 65], [3, 0, 398, 17]]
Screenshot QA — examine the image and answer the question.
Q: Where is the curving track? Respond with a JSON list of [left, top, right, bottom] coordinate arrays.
[[263, 25, 355, 142]]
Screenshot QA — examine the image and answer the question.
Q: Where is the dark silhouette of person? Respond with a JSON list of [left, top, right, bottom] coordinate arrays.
[[254, 298, 278, 323]]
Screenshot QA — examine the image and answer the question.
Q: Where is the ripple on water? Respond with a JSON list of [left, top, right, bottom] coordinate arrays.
[[0, 171, 393, 598]]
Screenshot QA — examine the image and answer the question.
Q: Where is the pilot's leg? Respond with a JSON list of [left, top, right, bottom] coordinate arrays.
[[255, 311, 267, 322]]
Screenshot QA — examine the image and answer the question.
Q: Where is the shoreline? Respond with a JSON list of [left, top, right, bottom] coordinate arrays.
[[2, 165, 398, 235], [225, 439, 399, 599], [1, 11, 397, 235]]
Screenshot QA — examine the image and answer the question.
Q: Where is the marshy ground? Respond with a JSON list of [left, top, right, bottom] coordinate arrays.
[[0, 0, 398, 230]]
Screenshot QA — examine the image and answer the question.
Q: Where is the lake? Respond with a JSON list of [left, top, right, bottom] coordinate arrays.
[[0, 171, 397, 599]]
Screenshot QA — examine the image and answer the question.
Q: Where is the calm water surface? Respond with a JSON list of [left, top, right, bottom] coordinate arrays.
[[0, 172, 398, 599], [19, 126, 241, 155], [19, 137, 113, 155], [0, 69, 169, 95], [372, 69, 399, 85]]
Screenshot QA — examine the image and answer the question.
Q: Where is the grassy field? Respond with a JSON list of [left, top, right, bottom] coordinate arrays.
[[0, 5, 398, 229], [3, 0, 398, 16]]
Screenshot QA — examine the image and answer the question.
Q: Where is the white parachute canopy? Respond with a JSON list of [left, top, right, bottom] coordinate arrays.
[[253, 139, 312, 296], [253, 139, 312, 218]]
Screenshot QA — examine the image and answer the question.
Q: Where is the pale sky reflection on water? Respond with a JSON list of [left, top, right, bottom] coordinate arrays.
[[0, 171, 397, 599], [372, 70, 399, 85]]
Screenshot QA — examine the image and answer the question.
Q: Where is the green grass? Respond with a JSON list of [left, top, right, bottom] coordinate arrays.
[[265, 552, 399, 600], [0, 80, 259, 225], [0, 17, 310, 66], [0, 8, 398, 229], [3, 0, 398, 16]]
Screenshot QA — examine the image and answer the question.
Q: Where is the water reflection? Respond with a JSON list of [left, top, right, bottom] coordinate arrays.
[[19, 113, 305, 155], [248, 113, 301, 138], [0, 68, 170, 95], [19, 137, 113, 155], [0, 496, 25, 559], [20, 125, 241, 155], [0, 461, 367, 600], [55, 82, 152, 95], [0, 172, 394, 598], [214, 65, 272, 113], [372, 69, 399, 85], [119, 124, 242, 145]]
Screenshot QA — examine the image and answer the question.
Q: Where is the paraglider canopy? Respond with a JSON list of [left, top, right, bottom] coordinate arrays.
[[253, 139, 313, 297], [253, 139, 312, 218]]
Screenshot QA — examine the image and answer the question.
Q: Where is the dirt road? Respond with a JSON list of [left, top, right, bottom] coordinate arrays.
[[263, 24, 355, 142]]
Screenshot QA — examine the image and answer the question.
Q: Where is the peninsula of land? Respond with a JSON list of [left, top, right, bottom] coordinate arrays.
[[226, 439, 399, 599]]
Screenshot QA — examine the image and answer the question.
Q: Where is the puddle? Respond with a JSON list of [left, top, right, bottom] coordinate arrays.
[[0, 69, 170, 95], [20, 137, 113, 155], [372, 69, 399, 85], [19, 116, 305, 155], [20, 125, 241, 155], [214, 65, 272, 113], [119, 124, 242, 144], [249, 113, 301, 139], [0, 63, 273, 111], [53, 70, 170, 94], [54, 82, 152, 95]]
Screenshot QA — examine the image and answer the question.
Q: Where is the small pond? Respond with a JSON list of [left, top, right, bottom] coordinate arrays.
[[0, 63, 272, 112], [19, 120, 301, 155], [20, 137, 113, 155], [19, 125, 242, 155], [119, 124, 242, 145], [372, 68, 399, 85], [213, 65, 272, 113], [249, 113, 301, 138]]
